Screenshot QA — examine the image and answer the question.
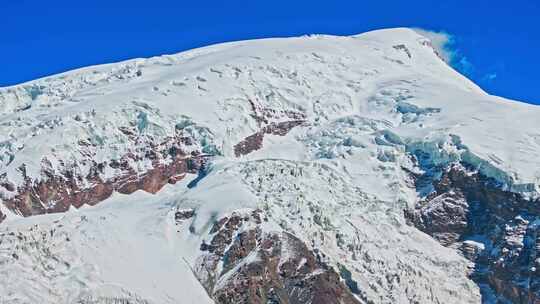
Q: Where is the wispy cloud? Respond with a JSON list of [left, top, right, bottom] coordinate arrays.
[[413, 28, 505, 91], [482, 73, 498, 82], [412, 28, 455, 63], [456, 57, 474, 76], [413, 28, 477, 77]]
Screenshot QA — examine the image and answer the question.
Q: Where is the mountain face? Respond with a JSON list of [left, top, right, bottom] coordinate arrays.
[[0, 28, 539, 304]]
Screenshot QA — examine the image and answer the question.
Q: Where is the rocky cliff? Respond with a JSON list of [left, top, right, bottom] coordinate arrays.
[[406, 164, 540, 303]]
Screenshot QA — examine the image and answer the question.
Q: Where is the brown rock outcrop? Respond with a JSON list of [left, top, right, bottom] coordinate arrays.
[[405, 164, 540, 303], [193, 211, 360, 304], [0, 128, 209, 221], [2, 154, 204, 219], [234, 120, 306, 157]]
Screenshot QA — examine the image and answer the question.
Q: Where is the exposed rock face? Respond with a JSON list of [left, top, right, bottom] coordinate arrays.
[[0, 131, 208, 221], [246, 97, 306, 126], [234, 96, 307, 157], [192, 211, 360, 304], [405, 164, 540, 303], [234, 120, 306, 157]]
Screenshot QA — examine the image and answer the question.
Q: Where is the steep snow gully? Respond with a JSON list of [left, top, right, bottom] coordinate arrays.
[[0, 28, 539, 303]]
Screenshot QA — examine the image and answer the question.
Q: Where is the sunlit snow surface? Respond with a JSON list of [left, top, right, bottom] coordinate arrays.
[[1, 28, 539, 303]]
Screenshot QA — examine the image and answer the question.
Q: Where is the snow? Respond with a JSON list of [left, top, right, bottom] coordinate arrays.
[[0, 177, 213, 304], [1, 27, 539, 303], [2, 28, 538, 196]]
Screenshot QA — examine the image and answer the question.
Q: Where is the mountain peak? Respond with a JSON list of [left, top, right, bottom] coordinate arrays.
[[0, 28, 539, 303]]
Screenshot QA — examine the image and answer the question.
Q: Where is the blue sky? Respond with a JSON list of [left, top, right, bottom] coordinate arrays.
[[1, 0, 539, 104]]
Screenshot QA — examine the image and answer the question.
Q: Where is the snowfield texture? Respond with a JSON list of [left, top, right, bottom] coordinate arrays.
[[0, 28, 539, 303]]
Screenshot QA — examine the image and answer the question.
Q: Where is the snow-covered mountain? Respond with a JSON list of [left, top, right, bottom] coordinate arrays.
[[0, 28, 538, 304]]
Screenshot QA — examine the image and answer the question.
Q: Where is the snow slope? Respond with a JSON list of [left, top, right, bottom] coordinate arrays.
[[1, 28, 539, 195], [0, 28, 539, 303], [0, 176, 213, 304]]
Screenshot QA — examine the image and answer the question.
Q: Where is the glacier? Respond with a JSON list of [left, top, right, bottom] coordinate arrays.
[[0, 28, 539, 303]]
